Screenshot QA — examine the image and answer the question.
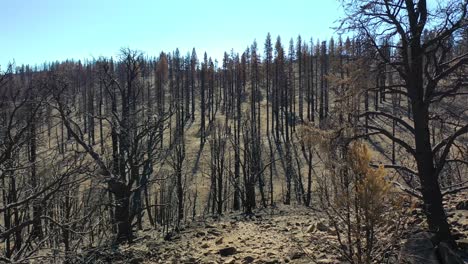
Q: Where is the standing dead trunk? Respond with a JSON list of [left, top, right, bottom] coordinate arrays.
[[110, 181, 132, 243], [412, 100, 452, 244]]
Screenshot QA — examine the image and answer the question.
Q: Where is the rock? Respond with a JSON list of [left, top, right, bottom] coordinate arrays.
[[317, 259, 335, 263], [329, 229, 340, 237], [436, 242, 464, 264], [215, 237, 224, 245], [208, 229, 221, 236], [195, 231, 206, 237], [129, 257, 144, 264], [187, 257, 198, 263], [399, 232, 439, 264], [455, 201, 468, 210], [219, 246, 237, 256], [306, 224, 316, 233], [146, 241, 159, 250], [224, 257, 236, 264], [316, 222, 329, 232], [263, 259, 280, 264], [242, 256, 255, 263], [289, 250, 305, 260], [201, 243, 210, 249]]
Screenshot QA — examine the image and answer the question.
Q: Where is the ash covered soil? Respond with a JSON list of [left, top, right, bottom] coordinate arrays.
[[87, 193, 468, 264]]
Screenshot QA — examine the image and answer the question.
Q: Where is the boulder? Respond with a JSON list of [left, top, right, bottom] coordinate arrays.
[[219, 246, 237, 256]]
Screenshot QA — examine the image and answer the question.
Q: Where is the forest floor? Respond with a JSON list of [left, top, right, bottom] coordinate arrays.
[[86, 192, 468, 264], [112, 205, 338, 264]]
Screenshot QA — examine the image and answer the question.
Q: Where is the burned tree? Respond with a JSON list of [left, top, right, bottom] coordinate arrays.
[[53, 49, 170, 244], [341, 0, 468, 244]]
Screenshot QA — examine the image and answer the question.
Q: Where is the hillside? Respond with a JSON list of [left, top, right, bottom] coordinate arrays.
[[1, 1, 468, 263]]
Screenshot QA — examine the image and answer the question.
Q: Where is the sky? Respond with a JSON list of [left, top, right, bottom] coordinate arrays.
[[1, 0, 344, 68]]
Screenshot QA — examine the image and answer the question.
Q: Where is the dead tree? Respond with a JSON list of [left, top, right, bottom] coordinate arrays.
[[209, 123, 227, 215], [341, 0, 468, 245], [53, 50, 169, 244]]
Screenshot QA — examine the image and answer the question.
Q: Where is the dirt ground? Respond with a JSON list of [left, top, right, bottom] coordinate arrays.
[[84, 192, 468, 264]]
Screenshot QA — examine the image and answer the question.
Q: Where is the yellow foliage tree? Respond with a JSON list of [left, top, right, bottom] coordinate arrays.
[[321, 140, 404, 264], [349, 142, 392, 225]]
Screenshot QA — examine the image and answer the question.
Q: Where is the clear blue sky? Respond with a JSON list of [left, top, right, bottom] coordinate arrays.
[[1, 0, 343, 68]]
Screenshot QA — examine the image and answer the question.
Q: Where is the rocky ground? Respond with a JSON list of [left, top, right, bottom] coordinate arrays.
[[85, 192, 468, 264], [101, 206, 342, 264], [446, 195, 468, 251]]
